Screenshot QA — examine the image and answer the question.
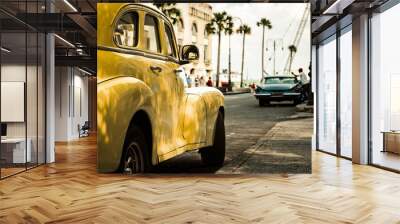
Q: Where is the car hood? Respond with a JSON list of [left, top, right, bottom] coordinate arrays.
[[258, 83, 297, 91]]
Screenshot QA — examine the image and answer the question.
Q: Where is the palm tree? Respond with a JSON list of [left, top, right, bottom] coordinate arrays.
[[206, 11, 231, 87], [153, 3, 181, 25], [288, 45, 297, 73], [256, 18, 272, 80], [237, 24, 251, 88], [225, 16, 234, 91]]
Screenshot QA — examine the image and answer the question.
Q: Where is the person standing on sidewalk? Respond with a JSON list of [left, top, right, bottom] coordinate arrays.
[[296, 68, 310, 102], [307, 64, 313, 105], [200, 76, 206, 86], [206, 77, 213, 87], [297, 68, 309, 85]]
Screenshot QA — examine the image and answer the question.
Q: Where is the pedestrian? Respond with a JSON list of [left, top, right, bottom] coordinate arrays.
[[186, 75, 192, 88], [307, 64, 313, 105], [297, 68, 310, 102], [250, 82, 256, 92], [206, 77, 213, 87], [200, 76, 206, 86], [195, 76, 200, 87], [297, 68, 309, 85]]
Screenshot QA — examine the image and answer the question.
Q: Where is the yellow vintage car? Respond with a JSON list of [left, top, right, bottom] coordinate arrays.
[[97, 3, 225, 174]]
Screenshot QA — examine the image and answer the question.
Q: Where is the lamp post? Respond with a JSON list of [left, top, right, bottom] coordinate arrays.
[[228, 16, 243, 91], [266, 38, 283, 76]]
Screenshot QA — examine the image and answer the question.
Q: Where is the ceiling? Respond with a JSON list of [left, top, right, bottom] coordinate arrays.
[[1, 0, 96, 72]]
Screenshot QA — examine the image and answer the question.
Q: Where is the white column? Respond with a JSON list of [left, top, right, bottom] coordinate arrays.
[[46, 1, 55, 163], [46, 33, 55, 163], [352, 14, 369, 164]]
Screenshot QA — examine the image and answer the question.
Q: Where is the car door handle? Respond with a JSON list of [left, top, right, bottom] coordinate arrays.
[[150, 65, 162, 73]]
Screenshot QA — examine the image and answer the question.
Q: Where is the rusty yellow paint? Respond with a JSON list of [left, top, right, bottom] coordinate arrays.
[[97, 3, 224, 172]]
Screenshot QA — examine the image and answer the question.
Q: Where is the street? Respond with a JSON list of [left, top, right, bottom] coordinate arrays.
[[155, 93, 312, 174]]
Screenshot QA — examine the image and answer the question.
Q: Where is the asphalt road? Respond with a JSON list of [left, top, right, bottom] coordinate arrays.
[[154, 93, 306, 174]]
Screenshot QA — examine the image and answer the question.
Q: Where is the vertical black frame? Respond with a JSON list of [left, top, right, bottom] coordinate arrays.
[[336, 26, 341, 157]]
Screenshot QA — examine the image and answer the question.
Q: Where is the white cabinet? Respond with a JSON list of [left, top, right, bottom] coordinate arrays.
[[1, 138, 32, 163]]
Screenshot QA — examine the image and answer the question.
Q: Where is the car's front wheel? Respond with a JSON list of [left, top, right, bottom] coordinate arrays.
[[200, 111, 225, 167], [293, 97, 302, 105], [120, 126, 151, 174], [259, 99, 270, 107]]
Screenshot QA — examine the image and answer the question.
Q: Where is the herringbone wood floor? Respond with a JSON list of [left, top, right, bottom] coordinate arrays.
[[1, 136, 400, 223]]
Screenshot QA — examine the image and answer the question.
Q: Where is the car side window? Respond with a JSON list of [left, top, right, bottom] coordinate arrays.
[[114, 12, 138, 48], [164, 24, 177, 58], [144, 14, 161, 53]]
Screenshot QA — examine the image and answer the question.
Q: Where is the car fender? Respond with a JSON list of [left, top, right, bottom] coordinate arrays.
[[97, 76, 154, 172], [185, 87, 224, 145]]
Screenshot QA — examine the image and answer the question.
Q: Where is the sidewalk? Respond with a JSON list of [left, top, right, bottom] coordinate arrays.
[[218, 114, 313, 174], [296, 102, 314, 113]]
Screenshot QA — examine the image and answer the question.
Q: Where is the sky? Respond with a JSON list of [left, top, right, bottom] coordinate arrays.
[[209, 3, 311, 81]]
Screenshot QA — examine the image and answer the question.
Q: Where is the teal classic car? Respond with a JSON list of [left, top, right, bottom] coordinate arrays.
[[254, 75, 304, 106]]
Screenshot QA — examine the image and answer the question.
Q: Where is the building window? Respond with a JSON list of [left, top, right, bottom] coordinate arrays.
[[192, 22, 198, 44], [204, 45, 208, 62], [178, 18, 184, 32], [192, 23, 198, 36]]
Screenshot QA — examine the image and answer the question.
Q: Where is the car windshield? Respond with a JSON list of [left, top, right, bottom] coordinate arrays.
[[264, 77, 297, 85]]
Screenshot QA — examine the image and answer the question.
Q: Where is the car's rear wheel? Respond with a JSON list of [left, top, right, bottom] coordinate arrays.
[[120, 126, 151, 174], [200, 111, 225, 167]]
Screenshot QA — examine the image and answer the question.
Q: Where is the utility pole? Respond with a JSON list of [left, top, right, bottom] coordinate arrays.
[[266, 38, 283, 76], [228, 35, 232, 91], [273, 40, 276, 76]]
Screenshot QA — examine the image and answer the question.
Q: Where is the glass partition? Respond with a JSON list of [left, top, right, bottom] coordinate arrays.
[[339, 27, 352, 158], [371, 3, 400, 171], [1, 29, 28, 178], [317, 35, 337, 154], [0, 1, 46, 179]]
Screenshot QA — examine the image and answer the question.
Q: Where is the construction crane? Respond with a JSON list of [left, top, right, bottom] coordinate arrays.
[[283, 4, 310, 74]]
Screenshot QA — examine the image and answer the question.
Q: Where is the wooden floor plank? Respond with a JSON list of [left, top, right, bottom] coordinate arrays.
[[0, 136, 400, 223]]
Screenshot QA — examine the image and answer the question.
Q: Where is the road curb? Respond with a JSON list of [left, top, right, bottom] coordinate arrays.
[[296, 103, 313, 113]]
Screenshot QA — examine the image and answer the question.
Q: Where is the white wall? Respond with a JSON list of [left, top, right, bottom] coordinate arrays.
[[1, 65, 30, 137], [55, 67, 89, 141]]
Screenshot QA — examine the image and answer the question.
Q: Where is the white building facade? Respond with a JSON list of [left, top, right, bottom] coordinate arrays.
[[173, 3, 213, 82]]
